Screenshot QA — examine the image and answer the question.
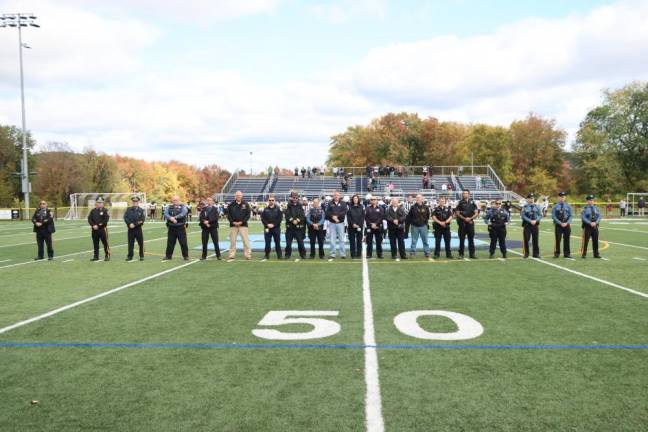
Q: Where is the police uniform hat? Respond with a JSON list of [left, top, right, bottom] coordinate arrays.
[[586, 194, 595, 201], [96, 197, 104, 203], [558, 191, 566, 197], [131, 196, 140, 202], [526, 193, 535, 199]]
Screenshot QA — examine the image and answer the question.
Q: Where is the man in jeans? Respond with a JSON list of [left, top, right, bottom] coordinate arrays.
[[407, 194, 431, 260], [226, 191, 252, 261], [325, 191, 348, 259]]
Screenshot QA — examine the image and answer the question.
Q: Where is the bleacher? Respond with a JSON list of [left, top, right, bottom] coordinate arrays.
[[218, 166, 520, 202]]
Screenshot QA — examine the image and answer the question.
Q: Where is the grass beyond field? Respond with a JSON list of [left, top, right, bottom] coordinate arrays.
[[0, 217, 646, 431]]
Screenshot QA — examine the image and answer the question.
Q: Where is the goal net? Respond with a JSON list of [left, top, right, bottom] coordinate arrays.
[[64, 193, 147, 220], [626, 192, 648, 217]]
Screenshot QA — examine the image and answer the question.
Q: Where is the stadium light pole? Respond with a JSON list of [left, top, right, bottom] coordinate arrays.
[[1, 13, 39, 219]]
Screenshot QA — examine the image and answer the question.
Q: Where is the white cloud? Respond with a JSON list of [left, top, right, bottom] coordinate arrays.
[[2, 0, 648, 172], [308, 0, 388, 23]]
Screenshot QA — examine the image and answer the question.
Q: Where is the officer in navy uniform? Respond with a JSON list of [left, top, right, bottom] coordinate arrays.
[[284, 191, 307, 260], [32, 200, 55, 260], [306, 197, 326, 259], [123, 196, 146, 261], [261, 194, 283, 260], [88, 197, 111, 261], [581, 195, 602, 258], [386, 197, 407, 261], [163, 195, 189, 261], [483, 199, 510, 258], [431, 196, 454, 259], [521, 193, 542, 258], [199, 196, 221, 260], [552, 191, 572, 258], [364, 195, 385, 259], [455, 190, 479, 259]]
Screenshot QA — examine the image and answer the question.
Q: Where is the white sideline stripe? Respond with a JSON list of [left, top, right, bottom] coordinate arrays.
[[0, 230, 129, 248], [0, 259, 10, 263], [362, 249, 385, 432], [62, 259, 74, 263], [633, 257, 646, 261], [0, 259, 199, 335], [509, 250, 648, 299], [600, 257, 610, 261], [0, 231, 200, 271], [604, 227, 648, 234], [605, 241, 648, 251]]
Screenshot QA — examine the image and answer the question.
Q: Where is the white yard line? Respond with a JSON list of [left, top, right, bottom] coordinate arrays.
[[0, 259, 11, 263], [62, 259, 74, 263], [508, 250, 648, 299], [604, 227, 648, 234], [362, 249, 385, 432], [0, 259, 199, 335], [0, 230, 199, 271], [633, 257, 646, 261]]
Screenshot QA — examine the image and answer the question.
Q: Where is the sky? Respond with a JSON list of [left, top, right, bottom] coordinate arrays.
[[1, 0, 647, 173]]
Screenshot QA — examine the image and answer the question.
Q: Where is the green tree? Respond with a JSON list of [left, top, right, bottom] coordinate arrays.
[[461, 124, 514, 185]]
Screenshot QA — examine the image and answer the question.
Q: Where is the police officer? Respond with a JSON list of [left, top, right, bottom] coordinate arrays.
[[306, 197, 326, 259], [455, 190, 479, 259], [365, 195, 385, 259], [581, 195, 602, 258], [386, 197, 407, 261], [227, 191, 252, 261], [163, 195, 189, 261], [199, 196, 221, 261], [261, 194, 283, 260], [32, 200, 55, 260], [431, 196, 453, 259], [552, 192, 573, 258], [285, 191, 306, 260], [88, 197, 111, 261], [124, 195, 146, 261], [407, 194, 431, 259], [521, 193, 542, 258], [483, 199, 510, 258]]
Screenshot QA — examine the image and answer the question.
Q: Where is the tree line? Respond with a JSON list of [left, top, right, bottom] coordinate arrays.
[[327, 82, 648, 197], [0, 138, 230, 207]]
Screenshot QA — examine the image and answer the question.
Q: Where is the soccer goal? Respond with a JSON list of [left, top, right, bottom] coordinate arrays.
[[625, 192, 648, 217], [64, 192, 147, 220]]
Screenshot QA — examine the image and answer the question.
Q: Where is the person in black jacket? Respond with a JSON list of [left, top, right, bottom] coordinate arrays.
[[199, 196, 221, 260], [284, 191, 306, 260], [455, 190, 479, 259], [325, 191, 348, 259], [347, 194, 365, 259], [261, 194, 283, 260], [407, 194, 431, 259], [32, 200, 55, 260], [226, 191, 251, 261], [306, 198, 326, 259], [364, 195, 384, 259], [123, 196, 146, 261], [88, 197, 111, 261], [431, 196, 454, 259], [386, 197, 407, 260]]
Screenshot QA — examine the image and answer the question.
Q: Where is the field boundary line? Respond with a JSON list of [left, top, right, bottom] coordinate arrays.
[[0, 259, 199, 335], [362, 249, 385, 432], [508, 250, 648, 299]]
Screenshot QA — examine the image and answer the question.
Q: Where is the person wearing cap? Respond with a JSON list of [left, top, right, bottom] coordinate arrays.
[[163, 195, 190, 261], [88, 197, 111, 261], [123, 195, 146, 261], [226, 191, 252, 261], [32, 199, 55, 261], [325, 191, 348, 259], [431, 196, 453, 259], [521, 193, 542, 258], [347, 194, 365, 259], [455, 190, 479, 259], [261, 194, 283, 260], [199, 196, 221, 261], [407, 194, 431, 259], [306, 197, 326, 259], [284, 191, 307, 260], [386, 197, 407, 261], [483, 199, 510, 258], [552, 192, 573, 258], [365, 195, 385, 259], [581, 195, 602, 258]]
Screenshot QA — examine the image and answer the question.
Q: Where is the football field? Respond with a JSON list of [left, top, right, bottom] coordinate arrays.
[[0, 218, 647, 431]]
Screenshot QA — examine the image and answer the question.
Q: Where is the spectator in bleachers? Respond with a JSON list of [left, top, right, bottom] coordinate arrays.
[[422, 172, 430, 189], [307, 166, 312, 178], [294, 167, 299, 177], [301, 167, 306, 178], [475, 175, 481, 190], [441, 183, 447, 192]]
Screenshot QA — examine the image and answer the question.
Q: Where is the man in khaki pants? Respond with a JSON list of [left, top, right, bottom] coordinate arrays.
[[227, 191, 252, 261]]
